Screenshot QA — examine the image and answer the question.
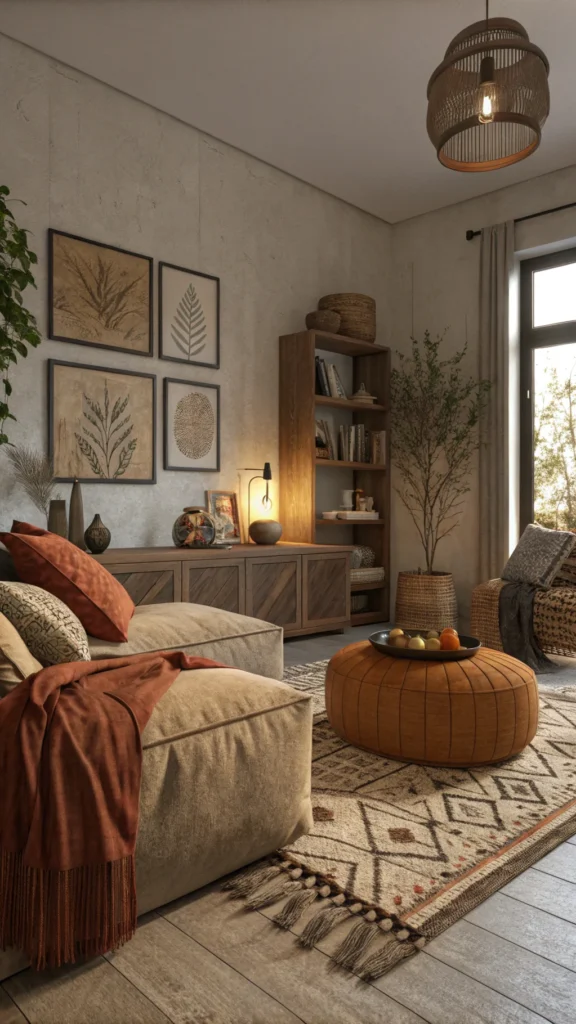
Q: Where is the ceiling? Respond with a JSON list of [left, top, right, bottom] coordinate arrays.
[[1, 0, 575, 222]]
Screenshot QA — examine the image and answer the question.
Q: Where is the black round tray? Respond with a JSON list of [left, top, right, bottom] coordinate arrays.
[[369, 629, 481, 661]]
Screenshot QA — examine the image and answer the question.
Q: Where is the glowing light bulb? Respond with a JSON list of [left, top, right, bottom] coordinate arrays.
[[478, 54, 496, 124], [480, 93, 493, 121], [262, 494, 273, 512]]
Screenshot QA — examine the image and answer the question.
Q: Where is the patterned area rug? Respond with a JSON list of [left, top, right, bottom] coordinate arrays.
[[224, 659, 576, 980]]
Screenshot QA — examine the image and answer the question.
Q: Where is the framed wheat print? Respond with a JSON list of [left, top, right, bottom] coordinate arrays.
[[159, 262, 220, 368], [163, 377, 220, 472], [49, 360, 156, 483], [48, 230, 153, 356]]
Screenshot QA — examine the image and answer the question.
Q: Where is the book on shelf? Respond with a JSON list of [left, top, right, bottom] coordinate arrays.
[[326, 362, 347, 399], [315, 356, 331, 397], [336, 426, 386, 465], [315, 357, 347, 400], [315, 418, 336, 461]]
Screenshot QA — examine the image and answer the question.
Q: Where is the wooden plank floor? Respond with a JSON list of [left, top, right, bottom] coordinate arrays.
[[2, 623, 576, 1024]]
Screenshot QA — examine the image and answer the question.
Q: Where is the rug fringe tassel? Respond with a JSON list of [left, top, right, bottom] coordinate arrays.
[[273, 888, 318, 929], [358, 935, 417, 980], [244, 879, 299, 910], [222, 863, 281, 897], [222, 860, 427, 980], [298, 904, 351, 948], [331, 920, 378, 971]]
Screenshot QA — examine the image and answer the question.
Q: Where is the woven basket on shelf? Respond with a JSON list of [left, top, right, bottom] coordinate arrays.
[[305, 309, 341, 333], [350, 566, 386, 583], [394, 571, 458, 631], [318, 293, 376, 343]]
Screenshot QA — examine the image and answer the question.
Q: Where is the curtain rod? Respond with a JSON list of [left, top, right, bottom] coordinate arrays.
[[465, 200, 576, 241]]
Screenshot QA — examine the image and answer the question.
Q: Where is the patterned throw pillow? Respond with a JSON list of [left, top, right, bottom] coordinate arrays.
[[0, 582, 90, 665], [502, 524, 576, 589], [0, 611, 43, 696]]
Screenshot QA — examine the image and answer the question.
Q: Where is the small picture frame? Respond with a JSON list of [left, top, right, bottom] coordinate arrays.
[[48, 230, 153, 356], [163, 377, 220, 472], [48, 360, 156, 483], [206, 490, 242, 545], [159, 261, 220, 369]]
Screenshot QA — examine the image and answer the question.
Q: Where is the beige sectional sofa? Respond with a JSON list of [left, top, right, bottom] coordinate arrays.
[[0, 601, 313, 980]]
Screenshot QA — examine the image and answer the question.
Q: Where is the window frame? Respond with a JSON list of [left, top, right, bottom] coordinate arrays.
[[520, 245, 576, 531]]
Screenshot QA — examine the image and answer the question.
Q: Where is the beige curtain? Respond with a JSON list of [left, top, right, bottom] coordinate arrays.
[[478, 222, 515, 581]]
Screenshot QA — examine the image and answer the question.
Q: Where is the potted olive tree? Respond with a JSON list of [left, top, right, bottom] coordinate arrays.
[[391, 330, 490, 630], [0, 184, 41, 446]]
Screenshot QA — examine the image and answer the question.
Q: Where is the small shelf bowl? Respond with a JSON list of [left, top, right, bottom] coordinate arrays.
[[369, 629, 481, 661]]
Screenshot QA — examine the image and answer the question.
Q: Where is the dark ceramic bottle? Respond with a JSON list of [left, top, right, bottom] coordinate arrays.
[[84, 514, 111, 554]]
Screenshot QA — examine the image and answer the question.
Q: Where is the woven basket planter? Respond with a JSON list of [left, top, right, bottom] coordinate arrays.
[[318, 293, 376, 342], [395, 570, 458, 631]]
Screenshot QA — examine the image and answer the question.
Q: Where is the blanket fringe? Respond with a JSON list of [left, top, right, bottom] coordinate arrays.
[[0, 849, 136, 971]]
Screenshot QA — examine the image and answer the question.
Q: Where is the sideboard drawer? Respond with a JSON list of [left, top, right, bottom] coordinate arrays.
[[183, 559, 246, 615], [302, 552, 349, 628], [104, 560, 182, 605], [246, 556, 301, 630]]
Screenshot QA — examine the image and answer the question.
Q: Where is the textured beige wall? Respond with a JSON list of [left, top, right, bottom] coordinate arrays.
[[391, 164, 576, 621], [0, 33, 391, 543]]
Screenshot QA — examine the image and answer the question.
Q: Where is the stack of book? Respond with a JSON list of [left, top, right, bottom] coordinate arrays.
[[315, 358, 346, 399], [338, 425, 386, 465]]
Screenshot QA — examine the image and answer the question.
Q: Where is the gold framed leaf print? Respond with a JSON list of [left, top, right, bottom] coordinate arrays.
[[49, 230, 153, 356], [49, 360, 156, 483]]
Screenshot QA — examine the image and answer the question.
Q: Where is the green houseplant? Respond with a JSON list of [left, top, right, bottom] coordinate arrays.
[[0, 185, 41, 445], [391, 330, 490, 630]]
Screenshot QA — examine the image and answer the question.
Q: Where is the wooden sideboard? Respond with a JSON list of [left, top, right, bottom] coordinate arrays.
[[95, 542, 352, 637]]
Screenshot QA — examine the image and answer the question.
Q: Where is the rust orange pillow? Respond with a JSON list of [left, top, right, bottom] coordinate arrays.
[[1, 526, 134, 643]]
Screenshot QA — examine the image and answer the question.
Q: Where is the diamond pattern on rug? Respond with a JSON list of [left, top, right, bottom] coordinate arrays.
[[283, 660, 576, 934]]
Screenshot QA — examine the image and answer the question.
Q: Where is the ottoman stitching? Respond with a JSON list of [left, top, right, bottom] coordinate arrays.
[[143, 694, 311, 750]]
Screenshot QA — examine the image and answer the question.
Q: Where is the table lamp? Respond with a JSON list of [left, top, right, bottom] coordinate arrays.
[[241, 462, 282, 544]]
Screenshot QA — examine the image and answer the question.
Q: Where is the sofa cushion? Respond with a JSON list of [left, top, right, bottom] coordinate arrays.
[[88, 602, 284, 679], [0, 611, 43, 696], [0, 582, 90, 668], [136, 666, 312, 913], [1, 525, 134, 642], [502, 523, 576, 588]]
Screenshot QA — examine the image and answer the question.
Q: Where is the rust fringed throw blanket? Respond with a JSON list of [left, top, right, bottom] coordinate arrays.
[[0, 651, 224, 970]]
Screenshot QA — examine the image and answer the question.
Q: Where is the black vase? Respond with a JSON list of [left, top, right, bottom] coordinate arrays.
[[84, 514, 111, 554]]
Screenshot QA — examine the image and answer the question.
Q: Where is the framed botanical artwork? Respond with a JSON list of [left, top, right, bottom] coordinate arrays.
[[206, 490, 242, 545], [163, 377, 220, 472], [48, 360, 156, 483], [159, 261, 220, 369], [48, 230, 153, 356]]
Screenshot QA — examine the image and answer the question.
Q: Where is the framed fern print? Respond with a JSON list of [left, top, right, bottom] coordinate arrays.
[[49, 360, 156, 483], [48, 230, 153, 356], [159, 262, 220, 369]]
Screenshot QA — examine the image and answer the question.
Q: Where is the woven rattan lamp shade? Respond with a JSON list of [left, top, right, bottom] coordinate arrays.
[[427, 17, 550, 172]]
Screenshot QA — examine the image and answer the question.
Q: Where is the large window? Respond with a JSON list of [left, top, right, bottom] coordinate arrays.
[[520, 247, 576, 530]]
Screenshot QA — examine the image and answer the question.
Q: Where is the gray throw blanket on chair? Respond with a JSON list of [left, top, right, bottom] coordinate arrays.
[[498, 581, 559, 674]]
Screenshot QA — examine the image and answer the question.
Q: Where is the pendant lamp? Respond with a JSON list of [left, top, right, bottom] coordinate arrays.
[[427, 4, 550, 172]]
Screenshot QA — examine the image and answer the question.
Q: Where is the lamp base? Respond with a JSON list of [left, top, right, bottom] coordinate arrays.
[[249, 520, 283, 545]]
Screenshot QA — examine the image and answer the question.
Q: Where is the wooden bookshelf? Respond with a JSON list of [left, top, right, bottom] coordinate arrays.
[[279, 328, 390, 625]]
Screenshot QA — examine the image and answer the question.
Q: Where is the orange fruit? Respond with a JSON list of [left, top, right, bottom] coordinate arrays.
[[440, 632, 460, 651], [440, 627, 458, 637]]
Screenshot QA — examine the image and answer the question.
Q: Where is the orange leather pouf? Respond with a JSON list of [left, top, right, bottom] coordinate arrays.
[[325, 641, 539, 767]]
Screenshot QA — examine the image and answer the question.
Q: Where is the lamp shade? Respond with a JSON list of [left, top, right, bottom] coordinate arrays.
[[427, 18, 550, 172]]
